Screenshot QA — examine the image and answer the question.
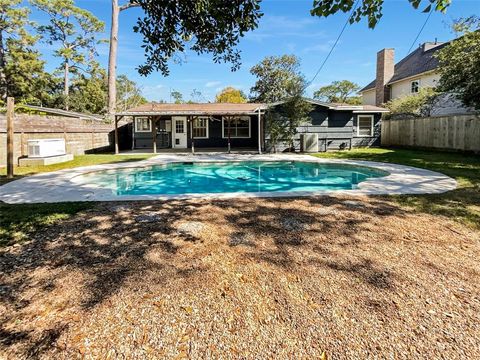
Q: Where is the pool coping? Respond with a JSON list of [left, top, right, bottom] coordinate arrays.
[[0, 154, 457, 204]]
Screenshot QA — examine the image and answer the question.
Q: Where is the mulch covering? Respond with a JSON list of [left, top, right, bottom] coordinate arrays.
[[1, 196, 479, 359]]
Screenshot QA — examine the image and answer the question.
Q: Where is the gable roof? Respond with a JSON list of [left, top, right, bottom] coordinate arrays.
[[360, 42, 449, 93], [117, 102, 267, 116], [118, 98, 388, 116], [271, 98, 388, 113]]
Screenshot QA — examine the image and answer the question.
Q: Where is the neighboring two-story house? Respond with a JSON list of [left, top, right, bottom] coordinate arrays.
[[360, 42, 447, 106]]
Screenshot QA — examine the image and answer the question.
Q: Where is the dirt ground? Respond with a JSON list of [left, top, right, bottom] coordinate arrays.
[[1, 196, 479, 359]]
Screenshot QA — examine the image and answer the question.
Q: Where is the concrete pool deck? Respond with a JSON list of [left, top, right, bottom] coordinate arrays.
[[0, 154, 457, 204]]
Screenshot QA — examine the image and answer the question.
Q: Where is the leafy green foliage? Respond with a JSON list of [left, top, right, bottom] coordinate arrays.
[[4, 31, 57, 106], [133, 0, 263, 76], [436, 16, 480, 109], [116, 74, 147, 111], [69, 64, 108, 114], [32, 0, 105, 108], [170, 90, 183, 104], [313, 80, 361, 104], [384, 88, 438, 118], [215, 87, 247, 103], [265, 77, 313, 152], [310, 0, 451, 28], [0, 0, 32, 101], [250, 55, 304, 103]]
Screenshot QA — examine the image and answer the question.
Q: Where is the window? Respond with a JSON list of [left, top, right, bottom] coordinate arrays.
[[175, 119, 184, 133], [222, 116, 251, 138], [357, 115, 374, 137], [192, 117, 209, 138], [411, 79, 420, 93], [135, 117, 151, 132]]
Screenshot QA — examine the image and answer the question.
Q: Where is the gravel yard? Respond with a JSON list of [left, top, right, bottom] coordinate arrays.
[[1, 196, 479, 359]]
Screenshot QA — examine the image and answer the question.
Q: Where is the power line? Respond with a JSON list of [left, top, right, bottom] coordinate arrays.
[[307, 0, 360, 87], [406, 5, 435, 55]]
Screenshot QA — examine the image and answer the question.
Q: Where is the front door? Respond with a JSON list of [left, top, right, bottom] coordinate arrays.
[[172, 116, 187, 148]]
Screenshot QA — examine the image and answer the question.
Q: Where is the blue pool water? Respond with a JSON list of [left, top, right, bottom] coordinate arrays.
[[76, 161, 389, 196]]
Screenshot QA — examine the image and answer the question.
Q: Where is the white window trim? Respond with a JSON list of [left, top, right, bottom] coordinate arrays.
[[222, 116, 251, 139], [135, 117, 151, 132], [411, 79, 420, 94], [356, 115, 374, 137], [192, 117, 209, 139]]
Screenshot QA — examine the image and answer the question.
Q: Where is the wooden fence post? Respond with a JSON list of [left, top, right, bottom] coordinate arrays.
[[6, 97, 14, 179]]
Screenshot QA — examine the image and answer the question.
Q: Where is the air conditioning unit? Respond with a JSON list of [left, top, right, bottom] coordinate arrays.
[[300, 133, 319, 153], [28, 139, 66, 158]]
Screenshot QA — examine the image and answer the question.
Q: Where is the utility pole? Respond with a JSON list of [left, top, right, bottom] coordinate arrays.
[[6, 97, 14, 179]]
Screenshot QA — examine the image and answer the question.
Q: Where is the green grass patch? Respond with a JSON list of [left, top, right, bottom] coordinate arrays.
[[313, 148, 480, 230], [0, 154, 153, 245], [0, 154, 153, 186], [0, 202, 93, 246]]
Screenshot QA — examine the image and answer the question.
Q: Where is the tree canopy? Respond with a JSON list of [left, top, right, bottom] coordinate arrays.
[[310, 0, 452, 28], [250, 55, 305, 103], [215, 87, 247, 103], [313, 80, 361, 104], [436, 16, 480, 109], [133, 0, 263, 76], [0, 0, 31, 102], [32, 0, 105, 109], [116, 74, 147, 111]]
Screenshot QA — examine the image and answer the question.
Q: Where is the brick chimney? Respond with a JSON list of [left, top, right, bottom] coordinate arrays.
[[375, 48, 395, 106]]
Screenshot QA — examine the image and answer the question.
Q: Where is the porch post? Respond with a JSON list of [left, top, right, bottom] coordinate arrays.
[[152, 116, 157, 154], [114, 115, 119, 154], [227, 117, 231, 154], [190, 116, 195, 154], [131, 117, 135, 150], [257, 109, 262, 154]]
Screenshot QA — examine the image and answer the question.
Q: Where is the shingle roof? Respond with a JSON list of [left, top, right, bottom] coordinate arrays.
[[360, 42, 449, 92], [118, 102, 266, 116]]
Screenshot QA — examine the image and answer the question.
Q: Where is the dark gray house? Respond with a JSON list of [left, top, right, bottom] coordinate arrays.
[[114, 100, 387, 153], [267, 98, 388, 152]]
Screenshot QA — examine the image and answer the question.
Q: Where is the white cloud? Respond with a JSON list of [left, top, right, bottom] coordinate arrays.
[[302, 41, 337, 54], [205, 81, 222, 88]]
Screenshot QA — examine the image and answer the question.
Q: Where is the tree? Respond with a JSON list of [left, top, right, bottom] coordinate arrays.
[[250, 55, 304, 103], [436, 16, 480, 109], [278, 80, 313, 151], [107, 0, 140, 116], [189, 88, 204, 103], [170, 90, 183, 104], [107, 0, 262, 115], [0, 0, 30, 103], [4, 30, 55, 106], [265, 77, 313, 152], [384, 88, 437, 118], [116, 74, 147, 111], [215, 87, 247, 103], [68, 64, 108, 114], [310, 0, 451, 29], [32, 0, 104, 110], [313, 80, 361, 104]]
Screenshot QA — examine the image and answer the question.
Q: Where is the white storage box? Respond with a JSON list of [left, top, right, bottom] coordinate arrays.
[[28, 139, 66, 158]]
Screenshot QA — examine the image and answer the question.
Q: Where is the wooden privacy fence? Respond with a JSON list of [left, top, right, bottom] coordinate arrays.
[[381, 114, 480, 152], [0, 114, 129, 166]]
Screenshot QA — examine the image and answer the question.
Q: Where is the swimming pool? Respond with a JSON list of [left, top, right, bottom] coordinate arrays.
[[74, 161, 389, 196]]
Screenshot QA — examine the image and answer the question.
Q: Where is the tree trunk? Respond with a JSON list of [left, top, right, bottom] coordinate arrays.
[[107, 0, 120, 117], [64, 61, 69, 110], [0, 31, 7, 103]]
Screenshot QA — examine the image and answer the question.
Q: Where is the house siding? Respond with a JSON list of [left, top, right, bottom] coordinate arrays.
[[390, 72, 439, 99], [266, 104, 381, 152], [133, 115, 258, 149], [187, 116, 258, 148]]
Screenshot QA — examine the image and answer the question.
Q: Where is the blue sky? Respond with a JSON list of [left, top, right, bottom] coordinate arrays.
[[29, 0, 479, 102]]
